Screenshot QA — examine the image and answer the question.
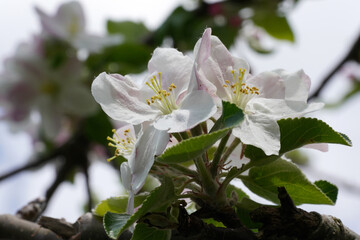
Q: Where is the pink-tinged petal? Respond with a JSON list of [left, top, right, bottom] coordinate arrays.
[[303, 143, 329, 152], [35, 6, 68, 39], [148, 48, 193, 96], [233, 114, 281, 156], [195, 33, 249, 100], [129, 125, 169, 193], [153, 90, 216, 132], [91, 72, 160, 125]]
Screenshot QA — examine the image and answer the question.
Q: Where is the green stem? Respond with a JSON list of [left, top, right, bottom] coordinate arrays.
[[169, 164, 198, 178], [172, 133, 183, 142], [221, 137, 241, 163], [216, 161, 253, 202], [180, 131, 189, 140], [194, 157, 218, 197], [210, 130, 231, 178], [201, 121, 208, 134], [190, 124, 203, 137]]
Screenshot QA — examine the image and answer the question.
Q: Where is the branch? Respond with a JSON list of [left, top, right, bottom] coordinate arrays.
[[0, 214, 62, 240], [309, 32, 360, 100], [251, 187, 360, 240]]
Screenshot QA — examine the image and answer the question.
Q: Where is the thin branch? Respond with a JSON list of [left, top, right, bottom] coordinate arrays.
[[0, 150, 60, 182], [309, 32, 360, 100]]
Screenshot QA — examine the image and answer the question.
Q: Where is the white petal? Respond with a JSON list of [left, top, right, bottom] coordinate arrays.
[[91, 72, 160, 125], [148, 48, 193, 96], [280, 69, 311, 103], [153, 90, 217, 133], [246, 98, 324, 120], [195, 34, 249, 100], [233, 114, 280, 156], [120, 162, 132, 192], [248, 71, 286, 99], [129, 125, 169, 193]]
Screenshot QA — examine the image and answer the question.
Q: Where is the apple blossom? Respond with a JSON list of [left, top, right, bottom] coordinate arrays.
[[0, 36, 97, 138], [91, 47, 217, 133], [194, 28, 324, 155], [35, 1, 121, 52], [107, 124, 169, 214]]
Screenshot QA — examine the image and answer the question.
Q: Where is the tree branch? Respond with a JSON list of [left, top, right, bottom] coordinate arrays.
[[309, 32, 360, 100]]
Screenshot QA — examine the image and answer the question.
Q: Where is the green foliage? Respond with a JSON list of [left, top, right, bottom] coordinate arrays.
[[240, 158, 336, 205], [83, 110, 113, 146], [93, 194, 148, 217], [235, 198, 263, 229], [113, 178, 176, 238], [245, 117, 352, 165], [86, 43, 152, 75], [253, 10, 295, 42], [202, 218, 226, 228], [103, 212, 131, 239], [156, 128, 229, 164], [107, 20, 149, 42], [210, 101, 244, 132], [225, 184, 249, 200], [132, 223, 171, 240], [314, 180, 338, 203]]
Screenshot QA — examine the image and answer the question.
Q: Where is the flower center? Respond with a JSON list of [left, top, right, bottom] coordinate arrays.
[[107, 128, 135, 162], [145, 72, 178, 115], [223, 68, 259, 110]]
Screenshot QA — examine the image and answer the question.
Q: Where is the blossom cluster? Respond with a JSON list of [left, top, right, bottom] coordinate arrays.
[[91, 28, 323, 214], [0, 1, 119, 139]]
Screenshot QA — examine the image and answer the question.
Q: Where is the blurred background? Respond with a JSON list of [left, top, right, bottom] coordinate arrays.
[[0, 0, 359, 233]]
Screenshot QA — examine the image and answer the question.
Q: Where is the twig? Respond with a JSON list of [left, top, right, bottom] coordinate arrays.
[[309, 32, 360, 100]]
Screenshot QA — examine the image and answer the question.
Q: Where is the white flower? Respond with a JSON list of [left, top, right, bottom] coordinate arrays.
[[0, 36, 97, 138], [91, 47, 217, 133], [35, 1, 121, 52], [108, 124, 169, 214], [194, 28, 323, 155]]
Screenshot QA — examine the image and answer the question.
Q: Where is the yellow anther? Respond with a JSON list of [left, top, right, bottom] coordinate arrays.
[[106, 128, 135, 162]]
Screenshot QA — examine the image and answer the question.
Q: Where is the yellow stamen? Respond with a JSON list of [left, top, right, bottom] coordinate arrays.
[[106, 128, 135, 162], [223, 68, 260, 110], [145, 72, 178, 114]]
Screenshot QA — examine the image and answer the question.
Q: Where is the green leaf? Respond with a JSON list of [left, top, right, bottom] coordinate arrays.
[[210, 101, 244, 132], [202, 218, 226, 228], [245, 117, 352, 164], [131, 223, 171, 240], [103, 212, 131, 239], [225, 184, 249, 201], [118, 178, 176, 236], [86, 42, 152, 74], [83, 110, 113, 146], [156, 128, 230, 164], [107, 20, 149, 42], [240, 159, 335, 205], [253, 11, 295, 42], [314, 180, 338, 204], [93, 194, 148, 217], [235, 198, 263, 229]]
